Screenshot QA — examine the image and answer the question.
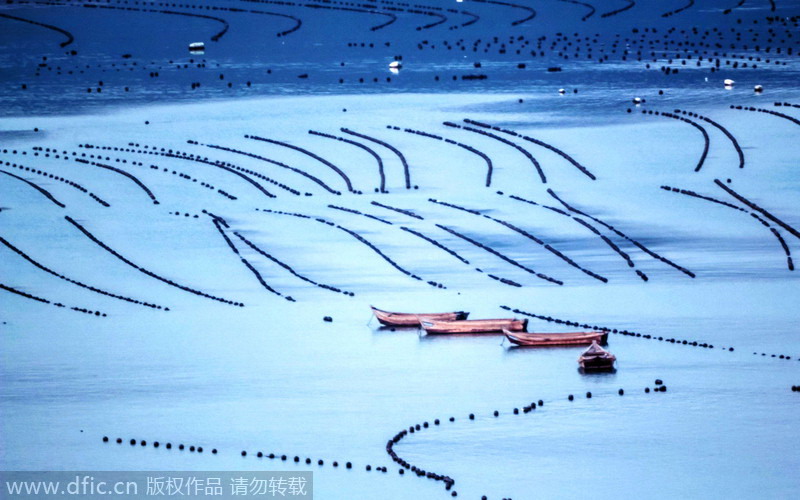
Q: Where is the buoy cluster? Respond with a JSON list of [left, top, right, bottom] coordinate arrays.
[[341, 128, 412, 189], [672, 109, 745, 169], [0, 282, 107, 317], [102, 435, 215, 454], [399, 226, 471, 266], [64, 215, 243, 306], [75, 158, 159, 204], [309, 130, 387, 193]]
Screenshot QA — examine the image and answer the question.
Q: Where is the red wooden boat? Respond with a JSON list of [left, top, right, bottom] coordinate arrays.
[[421, 318, 527, 334], [371, 306, 468, 327], [578, 341, 617, 371], [504, 330, 608, 347]]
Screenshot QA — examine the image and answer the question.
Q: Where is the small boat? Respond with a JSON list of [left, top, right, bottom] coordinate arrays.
[[504, 330, 608, 347], [389, 61, 402, 70], [578, 341, 616, 371], [723, 78, 735, 87], [371, 306, 468, 327], [421, 318, 527, 334], [189, 42, 205, 53]]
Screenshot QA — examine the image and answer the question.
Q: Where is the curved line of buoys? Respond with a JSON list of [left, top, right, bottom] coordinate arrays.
[[467, 0, 535, 26], [0, 169, 66, 208], [660, 185, 794, 270], [341, 128, 411, 189], [601, 0, 635, 18], [75, 159, 159, 204], [722, 0, 746, 15], [774, 102, 800, 109], [429, 197, 607, 282], [507, 193, 647, 279], [1, 282, 108, 316], [79, 2, 230, 41], [309, 130, 386, 192], [502, 305, 798, 361], [328, 204, 392, 225], [661, 0, 695, 18], [371, 201, 424, 220], [463, 119, 596, 180], [399, 226, 470, 265], [0, 236, 169, 309], [714, 179, 800, 240], [444, 121, 545, 183], [673, 109, 744, 169], [546, 189, 696, 278], [0, 156, 110, 207], [233, 230, 354, 297], [304, 0, 399, 31], [730, 105, 800, 127], [637, 110, 709, 172], [387, 125, 492, 187], [0, 12, 74, 47], [256, 209, 444, 288], [246, 134, 351, 193], [200, 142, 331, 195], [208, 214, 290, 300], [83, 143, 274, 199], [64, 215, 243, 306], [434, 220, 563, 285], [556, 0, 595, 21]]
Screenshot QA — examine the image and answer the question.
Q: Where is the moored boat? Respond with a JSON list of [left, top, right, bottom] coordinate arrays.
[[421, 318, 527, 334], [504, 330, 608, 347], [578, 341, 616, 371], [371, 306, 468, 327]]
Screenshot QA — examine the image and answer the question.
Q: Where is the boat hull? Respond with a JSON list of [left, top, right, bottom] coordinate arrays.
[[421, 318, 527, 334], [505, 330, 608, 347], [371, 306, 468, 327]]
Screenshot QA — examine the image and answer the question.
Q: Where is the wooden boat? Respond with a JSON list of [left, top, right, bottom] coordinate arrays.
[[371, 306, 468, 327], [421, 318, 527, 334], [504, 330, 608, 347], [578, 341, 616, 371]]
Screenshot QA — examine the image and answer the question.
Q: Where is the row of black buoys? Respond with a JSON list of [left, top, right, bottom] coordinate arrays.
[[505, 192, 645, 280], [713, 179, 800, 241], [103, 436, 215, 454], [387, 124, 492, 187], [435, 222, 563, 285], [400, 226, 471, 265], [63, 215, 243, 306], [791, 386, 799, 392], [0, 236, 168, 311], [371, 201, 423, 220], [443, 121, 546, 184], [729, 105, 800, 127], [464, 119, 595, 181], [637, 110, 709, 172], [79, 143, 233, 199], [232, 229, 354, 297], [328, 204, 393, 225], [76, 158, 159, 204], [0, 168, 65, 208], [0, 283, 107, 316], [341, 129, 412, 189], [0, 158, 110, 206], [659, 184, 794, 271], [672, 109, 744, 169], [544, 189, 696, 278], [199, 141, 321, 195]]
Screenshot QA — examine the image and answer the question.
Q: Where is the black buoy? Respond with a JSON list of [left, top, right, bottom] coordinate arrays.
[[645, 387, 650, 393], [568, 394, 574, 401], [103, 436, 109, 442], [469, 413, 474, 420], [618, 389, 624, 395], [586, 392, 592, 398], [241, 451, 247, 457]]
